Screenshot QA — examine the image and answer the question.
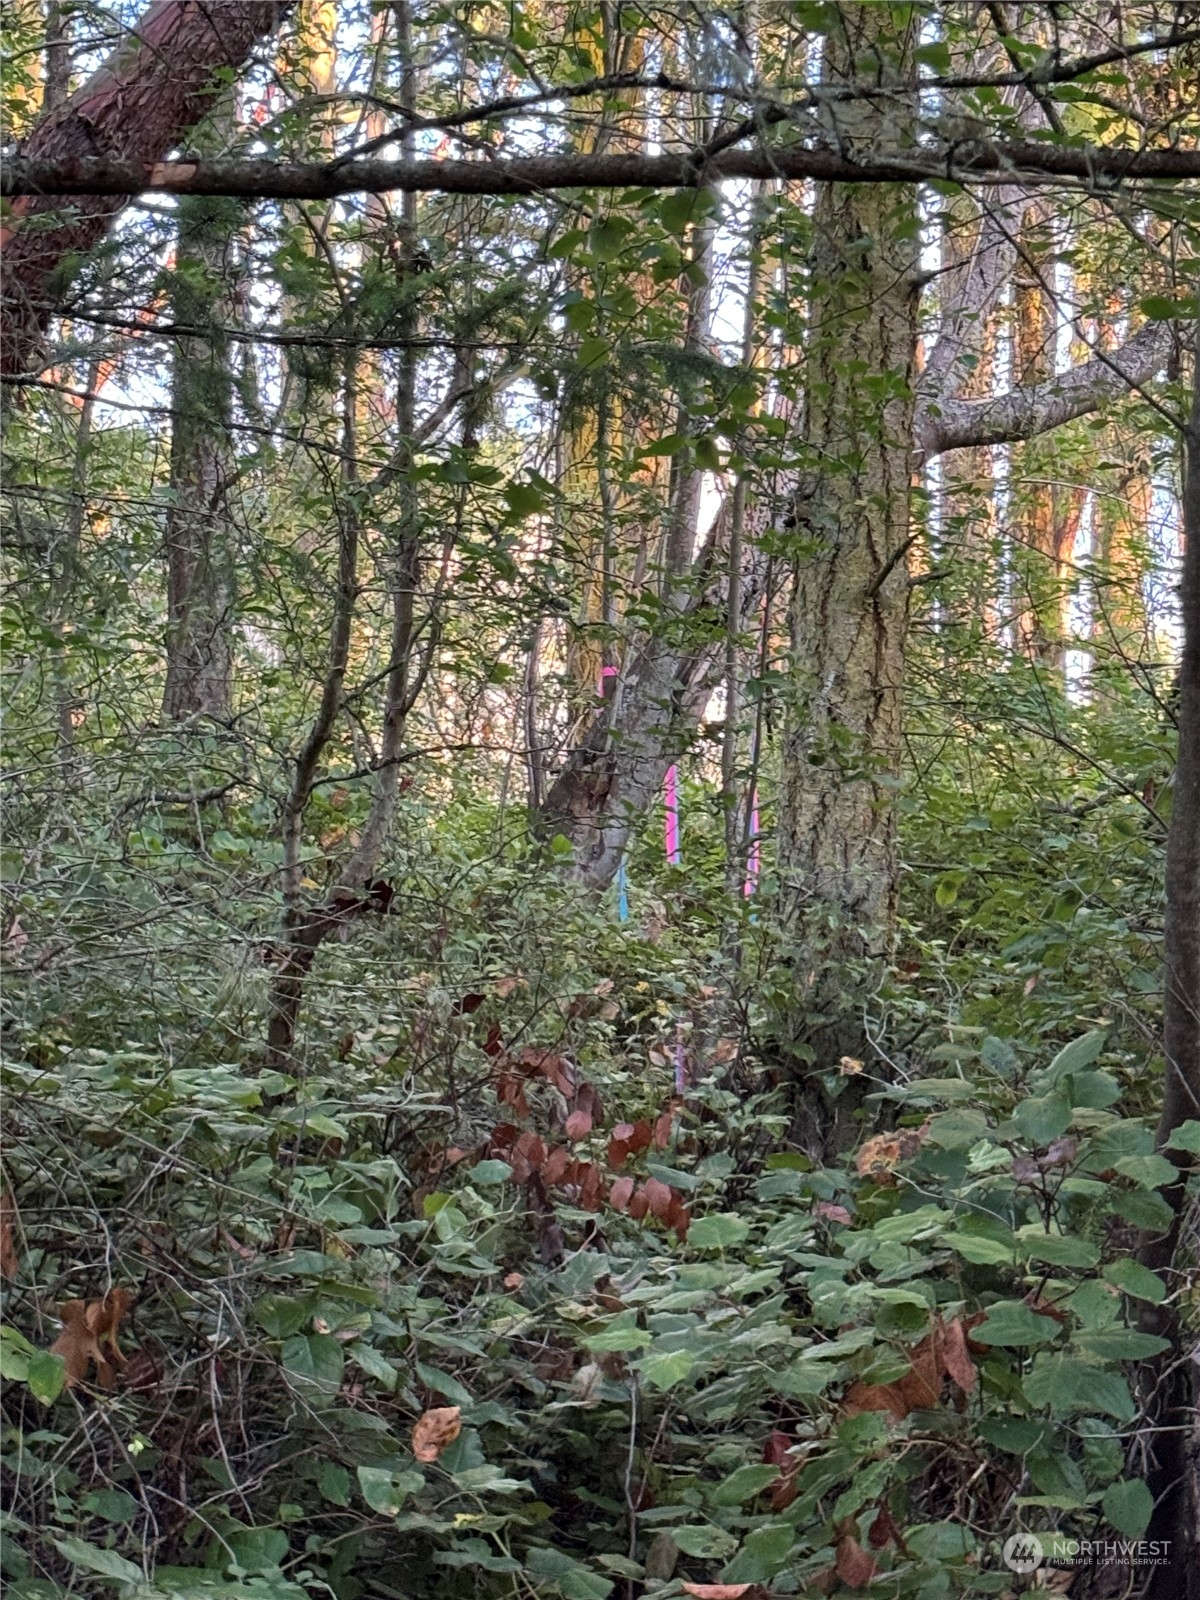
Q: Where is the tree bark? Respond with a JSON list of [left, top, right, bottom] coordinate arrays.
[[0, 0, 294, 379], [161, 179, 240, 724], [774, 4, 920, 1155]]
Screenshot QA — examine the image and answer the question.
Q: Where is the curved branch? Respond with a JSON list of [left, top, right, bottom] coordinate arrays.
[[917, 318, 1172, 457]]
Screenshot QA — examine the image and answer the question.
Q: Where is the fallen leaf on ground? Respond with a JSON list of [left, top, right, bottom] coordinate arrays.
[[412, 1405, 462, 1462]]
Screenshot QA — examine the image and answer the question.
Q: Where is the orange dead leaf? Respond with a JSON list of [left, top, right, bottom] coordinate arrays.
[[503, 1271, 525, 1290], [854, 1121, 929, 1179], [50, 1288, 134, 1389], [412, 1405, 462, 1463]]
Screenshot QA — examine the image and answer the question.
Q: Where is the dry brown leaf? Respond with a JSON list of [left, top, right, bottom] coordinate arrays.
[[938, 1316, 977, 1394], [50, 1288, 133, 1389], [835, 1533, 878, 1589], [680, 1586, 764, 1598], [839, 1055, 864, 1075], [0, 1188, 19, 1281], [412, 1405, 462, 1463]]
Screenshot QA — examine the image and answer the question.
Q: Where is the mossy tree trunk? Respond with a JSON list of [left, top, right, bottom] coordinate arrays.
[[774, 3, 920, 1153]]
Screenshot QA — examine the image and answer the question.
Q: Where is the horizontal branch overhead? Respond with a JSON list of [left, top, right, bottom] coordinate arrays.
[[4, 141, 1200, 200]]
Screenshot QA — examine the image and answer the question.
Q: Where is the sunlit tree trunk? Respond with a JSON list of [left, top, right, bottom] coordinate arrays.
[[774, 3, 919, 1153]]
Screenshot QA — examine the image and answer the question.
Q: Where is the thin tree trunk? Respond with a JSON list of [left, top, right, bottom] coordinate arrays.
[[161, 125, 240, 724], [1132, 323, 1200, 1599], [774, 3, 920, 1156], [1, 0, 294, 379]]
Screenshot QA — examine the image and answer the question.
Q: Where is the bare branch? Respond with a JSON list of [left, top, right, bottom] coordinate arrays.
[[918, 318, 1172, 457]]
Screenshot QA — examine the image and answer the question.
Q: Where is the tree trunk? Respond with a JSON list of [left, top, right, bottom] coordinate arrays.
[[1, 0, 293, 379], [161, 181, 240, 723], [1134, 323, 1200, 1600], [774, 4, 919, 1154]]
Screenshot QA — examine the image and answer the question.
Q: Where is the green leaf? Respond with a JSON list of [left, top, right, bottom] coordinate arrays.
[[1045, 1031, 1106, 1083], [1072, 1328, 1171, 1360], [1165, 1120, 1200, 1153], [316, 1461, 350, 1506], [0, 1324, 36, 1381], [942, 1230, 1015, 1265], [660, 189, 700, 235], [357, 1465, 424, 1516], [281, 1332, 344, 1394], [559, 1572, 614, 1600], [589, 217, 629, 262], [669, 1524, 738, 1558], [710, 1464, 782, 1505], [1013, 1094, 1072, 1145], [1016, 1228, 1099, 1268], [1102, 1259, 1166, 1305], [693, 436, 721, 473], [975, 1301, 1061, 1346], [1023, 1355, 1135, 1421], [51, 1536, 143, 1585], [1102, 1478, 1154, 1538], [638, 1348, 694, 1389], [586, 1317, 651, 1353], [469, 1159, 513, 1185], [1113, 1153, 1178, 1189], [577, 336, 611, 370], [254, 1294, 311, 1339], [1110, 1189, 1174, 1231], [26, 1350, 66, 1404], [687, 1213, 750, 1250], [80, 1489, 138, 1523], [226, 1527, 289, 1576]]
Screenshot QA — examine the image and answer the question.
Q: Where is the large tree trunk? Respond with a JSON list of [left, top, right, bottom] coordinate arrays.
[[774, 4, 919, 1153], [161, 172, 240, 723], [0, 0, 293, 379]]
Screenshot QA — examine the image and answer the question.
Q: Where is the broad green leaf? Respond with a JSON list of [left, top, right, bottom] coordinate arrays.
[[942, 1230, 1015, 1265], [638, 1348, 694, 1389], [26, 1350, 66, 1404], [1016, 1228, 1099, 1268], [1102, 1478, 1154, 1538], [688, 1213, 750, 1250], [1113, 1153, 1178, 1189], [975, 1301, 1061, 1346], [1045, 1031, 1106, 1083], [1013, 1094, 1072, 1146], [669, 1523, 738, 1559], [1102, 1259, 1166, 1304], [281, 1332, 344, 1394], [51, 1536, 143, 1584], [1023, 1355, 1135, 1421], [1072, 1328, 1171, 1360], [357, 1465, 424, 1516], [710, 1463, 782, 1505], [1165, 1120, 1200, 1153], [226, 1527, 289, 1576]]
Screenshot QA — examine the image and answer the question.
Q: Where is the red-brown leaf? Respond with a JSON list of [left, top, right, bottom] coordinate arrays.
[[579, 1162, 603, 1212], [652, 1110, 674, 1150], [628, 1119, 653, 1154], [541, 1145, 571, 1185], [0, 1189, 19, 1281], [610, 1176, 635, 1213], [565, 1108, 593, 1142], [835, 1534, 878, 1590], [643, 1176, 674, 1221], [628, 1186, 649, 1221]]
